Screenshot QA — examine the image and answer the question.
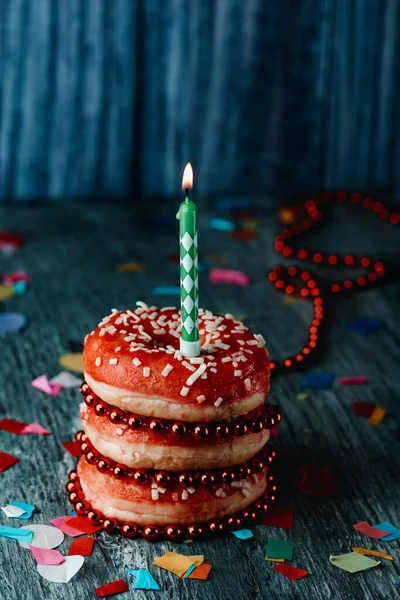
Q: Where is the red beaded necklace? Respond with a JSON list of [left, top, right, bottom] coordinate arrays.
[[268, 191, 399, 373]]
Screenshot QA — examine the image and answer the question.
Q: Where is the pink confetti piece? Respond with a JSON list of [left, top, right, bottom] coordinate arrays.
[[339, 377, 369, 385], [208, 268, 251, 286], [353, 521, 390, 539], [50, 516, 90, 538], [29, 545, 65, 565], [269, 425, 279, 437], [31, 375, 63, 396], [21, 423, 51, 435], [3, 271, 30, 285]]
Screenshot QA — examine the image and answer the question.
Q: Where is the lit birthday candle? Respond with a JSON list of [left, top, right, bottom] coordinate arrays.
[[179, 163, 200, 357]]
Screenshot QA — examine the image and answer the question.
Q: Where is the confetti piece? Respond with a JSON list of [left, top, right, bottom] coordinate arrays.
[[216, 197, 252, 211], [49, 371, 82, 388], [68, 537, 95, 556], [353, 521, 390, 539], [0, 418, 27, 434], [3, 271, 30, 285], [126, 568, 160, 591], [262, 508, 294, 529], [352, 547, 393, 560], [9, 501, 35, 519], [367, 406, 386, 426], [37, 555, 84, 583], [209, 268, 251, 286], [182, 564, 197, 578], [13, 281, 27, 295], [282, 295, 299, 305], [352, 402, 376, 417], [0, 313, 27, 332], [31, 375, 63, 396], [208, 218, 235, 231], [329, 552, 380, 573], [0, 525, 33, 543], [65, 516, 102, 535], [278, 207, 299, 225], [95, 579, 129, 597], [153, 552, 203, 577], [59, 353, 84, 373], [265, 558, 285, 563], [300, 371, 335, 390], [187, 564, 212, 580], [21, 423, 51, 435], [269, 424, 279, 437], [0, 232, 24, 249], [374, 521, 400, 541], [50, 516, 86, 538], [231, 230, 256, 241], [19, 525, 64, 549], [208, 254, 229, 265], [0, 452, 20, 472], [231, 529, 254, 540], [2, 505, 27, 517], [152, 286, 181, 296], [396, 580, 400, 592], [346, 317, 383, 336], [273, 563, 309, 581], [62, 441, 82, 457], [339, 377, 368, 385], [0, 284, 15, 300], [294, 465, 337, 496], [30, 546, 65, 565], [265, 539, 294, 561], [296, 393, 308, 401], [115, 263, 144, 272]]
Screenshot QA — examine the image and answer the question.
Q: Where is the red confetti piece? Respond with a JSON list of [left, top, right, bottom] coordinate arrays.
[[353, 521, 390, 539], [231, 210, 256, 220], [231, 230, 256, 241], [95, 579, 129, 597], [68, 536, 95, 556], [352, 402, 376, 418], [168, 253, 180, 264], [262, 508, 294, 529], [339, 377, 368, 385], [0, 451, 20, 472], [294, 465, 337, 496], [269, 424, 279, 437], [187, 564, 212, 580], [273, 563, 309, 581], [0, 232, 24, 249], [62, 441, 82, 457], [65, 516, 103, 535], [0, 418, 27, 435]]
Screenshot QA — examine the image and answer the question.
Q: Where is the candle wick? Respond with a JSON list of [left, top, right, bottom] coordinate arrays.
[[185, 188, 189, 198]]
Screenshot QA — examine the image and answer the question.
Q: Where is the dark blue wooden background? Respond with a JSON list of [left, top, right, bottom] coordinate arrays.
[[1, 0, 400, 201]]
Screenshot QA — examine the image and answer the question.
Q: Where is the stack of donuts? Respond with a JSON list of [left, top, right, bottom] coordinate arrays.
[[67, 302, 281, 540]]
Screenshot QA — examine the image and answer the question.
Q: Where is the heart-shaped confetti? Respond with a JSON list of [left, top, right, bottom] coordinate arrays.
[[19, 525, 64, 549], [37, 555, 84, 583]]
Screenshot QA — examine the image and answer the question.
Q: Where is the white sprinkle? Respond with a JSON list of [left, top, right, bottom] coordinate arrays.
[[214, 397, 223, 407], [187, 487, 195, 494], [210, 368, 217, 373], [154, 328, 166, 335], [182, 361, 196, 372], [201, 373, 207, 379], [115, 318, 122, 325], [158, 487, 166, 494], [148, 311, 157, 320], [245, 378, 251, 391], [214, 341, 230, 350], [247, 340, 259, 346], [181, 489, 189, 501], [255, 334, 266, 346], [245, 349, 253, 355], [215, 488, 223, 497], [190, 357, 204, 364], [180, 387, 189, 397], [115, 346, 121, 352], [225, 313, 234, 319], [109, 358, 118, 365], [221, 357, 231, 363], [132, 357, 142, 366], [143, 367, 150, 377], [161, 364, 174, 377], [234, 370, 242, 376], [241, 488, 251, 497], [95, 357, 102, 367], [111, 308, 119, 314], [124, 334, 137, 341], [196, 395, 206, 403], [233, 362, 238, 368], [151, 482, 157, 489], [136, 301, 149, 309], [151, 490, 159, 501], [120, 329, 127, 334], [172, 492, 179, 502], [116, 427, 124, 436], [186, 363, 207, 386]]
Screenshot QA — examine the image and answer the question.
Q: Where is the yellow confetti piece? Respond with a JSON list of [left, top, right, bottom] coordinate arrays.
[[282, 295, 299, 305], [153, 552, 204, 577], [59, 353, 84, 374], [352, 547, 393, 561], [265, 558, 285, 563], [241, 220, 258, 231], [115, 263, 144, 272], [0, 284, 15, 301], [367, 406, 386, 426], [208, 255, 229, 265], [296, 393, 308, 401]]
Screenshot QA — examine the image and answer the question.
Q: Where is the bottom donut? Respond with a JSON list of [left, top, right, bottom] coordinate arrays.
[[66, 466, 276, 541]]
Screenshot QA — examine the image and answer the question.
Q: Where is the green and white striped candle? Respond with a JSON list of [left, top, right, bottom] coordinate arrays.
[[178, 163, 200, 357]]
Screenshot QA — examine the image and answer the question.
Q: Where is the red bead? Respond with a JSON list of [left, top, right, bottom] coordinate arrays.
[[222, 471, 235, 483], [69, 470, 79, 481], [86, 451, 97, 464], [331, 283, 340, 293], [95, 402, 106, 416], [122, 524, 138, 538], [149, 419, 163, 434], [75, 431, 84, 442], [75, 501, 89, 516], [255, 460, 266, 472], [178, 473, 194, 488], [344, 280, 353, 289], [284, 359, 292, 368], [142, 525, 160, 541], [109, 409, 124, 424], [80, 383, 89, 394], [297, 249, 308, 259], [155, 472, 170, 487], [113, 465, 126, 479], [97, 459, 110, 473], [165, 525, 183, 541], [251, 416, 264, 433], [193, 424, 209, 439], [87, 510, 102, 524], [313, 253, 323, 263], [103, 519, 117, 532], [187, 525, 203, 539], [66, 481, 77, 493], [80, 442, 89, 454], [200, 473, 215, 485], [128, 416, 142, 430], [171, 422, 186, 436], [133, 470, 148, 484], [288, 266, 297, 276], [227, 516, 242, 529], [328, 254, 338, 265], [209, 521, 223, 535], [234, 422, 248, 436], [68, 492, 79, 503], [243, 511, 257, 521], [85, 394, 96, 407], [344, 254, 354, 265], [215, 424, 230, 438]]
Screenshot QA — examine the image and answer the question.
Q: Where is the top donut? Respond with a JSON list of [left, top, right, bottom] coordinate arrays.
[[84, 303, 270, 422]]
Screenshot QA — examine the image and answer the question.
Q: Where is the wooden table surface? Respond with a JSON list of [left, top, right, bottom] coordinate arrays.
[[0, 199, 399, 600]]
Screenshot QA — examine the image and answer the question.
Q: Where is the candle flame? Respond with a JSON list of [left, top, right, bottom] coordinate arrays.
[[182, 163, 193, 190]]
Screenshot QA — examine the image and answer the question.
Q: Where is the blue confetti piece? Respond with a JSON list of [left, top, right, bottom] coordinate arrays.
[[208, 218, 235, 232], [126, 568, 160, 591], [374, 521, 400, 541], [346, 317, 383, 336], [300, 371, 335, 390], [13, 281, 27, 295], [152, 286, 180, 296], [68, 510, 78, 516], [395, 580, 400, 591], [231, 529, 254, 540], [183, 564, 197, 577], [10, 501, 35, 519], [0, 525, 33, 543], [198, 262, 210, 273], [0, 313, 27, 333], [216, 197, 253, 211]]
